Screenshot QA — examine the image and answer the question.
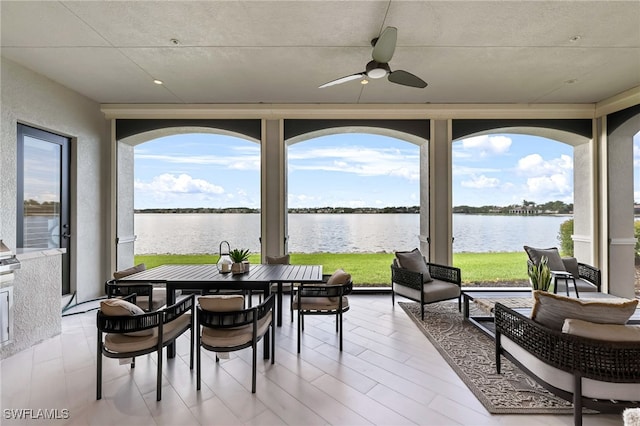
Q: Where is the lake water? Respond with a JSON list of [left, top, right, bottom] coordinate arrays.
[[134, 213, 571, 255]]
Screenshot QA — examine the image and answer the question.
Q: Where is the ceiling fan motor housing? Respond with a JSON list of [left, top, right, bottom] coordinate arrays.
[[365, 60, 390, 79]]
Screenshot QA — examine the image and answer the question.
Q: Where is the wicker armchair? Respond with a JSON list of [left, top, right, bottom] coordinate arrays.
[[524, 246, 601, 295], [495, 303, 640, 426], [391, 258, 461, 320], [96, 293, 195, 401]]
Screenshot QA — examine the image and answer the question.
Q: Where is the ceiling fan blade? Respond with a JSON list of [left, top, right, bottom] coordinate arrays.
[[318, 72, 365, 88], [388, 70, 428, 88], [372, 26, 397, 63]]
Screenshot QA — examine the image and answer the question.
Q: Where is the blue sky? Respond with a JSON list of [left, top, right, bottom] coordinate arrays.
[[134, 132, 640, 209]]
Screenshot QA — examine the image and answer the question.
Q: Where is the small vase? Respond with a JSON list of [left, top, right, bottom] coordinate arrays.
[[231, 262, 244, 274]]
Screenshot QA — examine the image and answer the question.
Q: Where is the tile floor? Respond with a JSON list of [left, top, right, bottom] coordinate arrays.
[[0, 294, 624, 425]]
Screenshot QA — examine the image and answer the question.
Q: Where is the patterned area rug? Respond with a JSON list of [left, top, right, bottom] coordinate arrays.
[[399, 301, 574, 414]]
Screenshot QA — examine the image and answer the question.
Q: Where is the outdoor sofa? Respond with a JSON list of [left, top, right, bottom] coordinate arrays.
[[495, 291, 640, 426]]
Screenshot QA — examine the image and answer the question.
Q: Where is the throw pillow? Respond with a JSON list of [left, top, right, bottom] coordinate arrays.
[[100, 298, 154, 337], [531, 290, 638, 330], [395, 248, 433, 283], [265, 255, 290, 265], [199, 295, 245, 312], [523, 246, 566, 272], [113, 263, 146, 279], [561, 257, 580, 278], [563, 318, 640, 342], [327, 269, 351, 285], [101, 298, 145, 316]]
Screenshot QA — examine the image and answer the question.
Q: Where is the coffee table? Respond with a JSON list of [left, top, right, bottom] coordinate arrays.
[[462, 288, 531, 337], [461, 287, 640, 338]]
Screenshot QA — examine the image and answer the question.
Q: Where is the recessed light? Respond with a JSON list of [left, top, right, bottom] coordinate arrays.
[[153, 79, 164, 85], [569, 35, 582, 43]]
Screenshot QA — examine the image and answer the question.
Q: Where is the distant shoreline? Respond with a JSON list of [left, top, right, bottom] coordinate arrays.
[[134, 207, 573, 216]]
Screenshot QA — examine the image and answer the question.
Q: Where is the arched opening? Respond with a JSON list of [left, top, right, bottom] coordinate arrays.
[[452, 132, 576, 286], [286, 129, 424, 285], [116, 125, 261, 269]]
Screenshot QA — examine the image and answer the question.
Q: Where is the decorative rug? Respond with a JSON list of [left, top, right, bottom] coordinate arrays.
[[399, 301, 574, 414]]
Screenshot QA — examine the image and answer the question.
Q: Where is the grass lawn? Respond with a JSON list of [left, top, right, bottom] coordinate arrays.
[[135, 251, 529, 286]]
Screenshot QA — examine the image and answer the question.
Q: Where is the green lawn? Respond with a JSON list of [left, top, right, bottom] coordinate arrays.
[[135, 251, 529, 286]]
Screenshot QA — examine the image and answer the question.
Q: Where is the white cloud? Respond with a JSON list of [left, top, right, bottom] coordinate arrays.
[[136, 148, 260, 171], [289, 146, 420, 181], [135, 173, 224, 195], [460, 135, 512, 157], [517, 153, 572, 177], [461, 175, 500, 189], [526, 174, 571, 196], [513, 153, 574, 201]]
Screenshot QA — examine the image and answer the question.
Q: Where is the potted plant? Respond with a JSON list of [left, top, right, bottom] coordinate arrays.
[[527, 255, 552, 292], [229, 248, 250, 274]]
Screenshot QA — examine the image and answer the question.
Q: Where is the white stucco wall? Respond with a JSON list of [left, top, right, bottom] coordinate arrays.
[[0, 58, 109, 359]]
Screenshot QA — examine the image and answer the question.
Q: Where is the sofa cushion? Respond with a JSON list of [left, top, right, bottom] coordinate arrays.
[[395, 248, 433, 283], [523, 246, 566, 272], [563, 318, 640, 342], [392, 279, 459, 303], [531, 290, 638, 330]]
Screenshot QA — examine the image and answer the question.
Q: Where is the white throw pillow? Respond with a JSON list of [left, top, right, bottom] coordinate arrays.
[[563, 318, 640, 342]]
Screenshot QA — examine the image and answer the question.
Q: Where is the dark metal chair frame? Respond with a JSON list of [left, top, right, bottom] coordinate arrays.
[[105, 278, 159, 311], [196, 293, 275, 393], [391, 262, 462, 320], [554, 262, 602, 293], [96, 293, 195, 401], [495, 303, 640, 426], [292, 275, 353, 353]]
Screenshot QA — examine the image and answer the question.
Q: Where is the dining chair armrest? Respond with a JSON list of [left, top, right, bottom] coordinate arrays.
[[96, 309, 162, 334], [163, 293, 195, 324]]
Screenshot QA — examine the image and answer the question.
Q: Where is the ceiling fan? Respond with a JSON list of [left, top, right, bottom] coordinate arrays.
[[319, 26, 427, 89]]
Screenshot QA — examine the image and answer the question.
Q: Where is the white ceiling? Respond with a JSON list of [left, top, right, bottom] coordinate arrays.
[[1, 1, 639, 105]]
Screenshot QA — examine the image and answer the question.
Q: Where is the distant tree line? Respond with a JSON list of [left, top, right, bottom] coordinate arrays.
[[24, 199, 60, 216], [453, 200, 573, 215], [136, 201, 571, 215], [135, 206, 420, 214]]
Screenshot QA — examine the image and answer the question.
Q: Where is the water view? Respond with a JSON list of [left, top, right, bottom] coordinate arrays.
[[134, 213, 570, 255]]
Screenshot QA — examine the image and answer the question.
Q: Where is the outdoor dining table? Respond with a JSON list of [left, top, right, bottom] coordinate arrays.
[[117, 263, 323, 357]]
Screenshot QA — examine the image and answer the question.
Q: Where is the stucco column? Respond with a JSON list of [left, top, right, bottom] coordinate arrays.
[[115, 140, 135, 271], [606, 116, 638, 298], [429, 119, 453, 265], [261, 119, 287, 258], [572, 136, 597, 265]]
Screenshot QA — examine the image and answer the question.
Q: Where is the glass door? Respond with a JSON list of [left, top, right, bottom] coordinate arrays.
[[17, 124, 71, 295]]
